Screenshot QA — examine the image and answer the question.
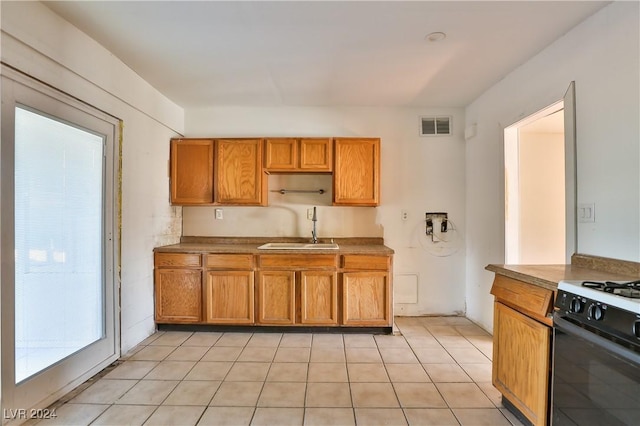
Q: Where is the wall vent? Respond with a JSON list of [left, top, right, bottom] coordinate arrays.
[[420, 116, 451, 136]]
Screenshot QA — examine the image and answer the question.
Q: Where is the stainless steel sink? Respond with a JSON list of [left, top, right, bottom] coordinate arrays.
[[257, 242, 339, 250]]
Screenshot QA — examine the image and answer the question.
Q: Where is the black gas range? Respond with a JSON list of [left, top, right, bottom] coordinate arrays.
[[555, 279, 640, 350], [552, 280, 640, 425]]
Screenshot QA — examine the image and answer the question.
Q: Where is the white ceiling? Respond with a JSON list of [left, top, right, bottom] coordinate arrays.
[[45, 1, 609, 109]]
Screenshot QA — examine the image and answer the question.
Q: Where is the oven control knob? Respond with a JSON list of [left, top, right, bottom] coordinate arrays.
[[633, 321, 640, 339], [569, 298, 584, 313], [588, 304, 604, 321]]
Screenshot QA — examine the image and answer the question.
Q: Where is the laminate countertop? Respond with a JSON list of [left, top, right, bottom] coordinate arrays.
[[486, 254, 640, 292], [154, 237, 394, 256]]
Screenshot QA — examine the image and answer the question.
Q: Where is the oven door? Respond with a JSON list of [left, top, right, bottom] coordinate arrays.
[[552, 314, 640, 425]]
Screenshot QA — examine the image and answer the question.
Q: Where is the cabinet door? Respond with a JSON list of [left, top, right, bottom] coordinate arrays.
[[257, 271, 295, 324], [215, 138, 265, 205], [300, 271, 338, 325], [333, 138, 380, 206], [205, 271, 254, 324], [493, 302, 550, 426], [300, 138, 332, 171], [154, 269, 202, 323], [342, 271, 390, 325], [170, 139, 214, 204], [264, 138, 297, 171]]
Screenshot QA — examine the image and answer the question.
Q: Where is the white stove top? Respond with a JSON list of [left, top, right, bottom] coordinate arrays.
[[558, 280, 640, 314]]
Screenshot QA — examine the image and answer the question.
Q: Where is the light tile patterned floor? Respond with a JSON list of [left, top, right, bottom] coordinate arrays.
[[33, 317, 525, 425]]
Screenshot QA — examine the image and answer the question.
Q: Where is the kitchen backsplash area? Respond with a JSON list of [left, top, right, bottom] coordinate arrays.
[[182, 174, 383, 238]]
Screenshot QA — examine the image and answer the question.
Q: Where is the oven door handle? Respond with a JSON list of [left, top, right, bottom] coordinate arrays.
[[553, 313, 640, 365]]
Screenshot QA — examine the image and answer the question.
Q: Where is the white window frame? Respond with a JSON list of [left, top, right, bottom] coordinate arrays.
[[0, 65, 121, 415]]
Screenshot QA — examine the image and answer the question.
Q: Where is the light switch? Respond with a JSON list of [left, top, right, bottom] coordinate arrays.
[[578, 203, 595, 223]]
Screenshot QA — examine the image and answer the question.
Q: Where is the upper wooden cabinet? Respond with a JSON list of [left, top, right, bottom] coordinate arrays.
[[170, 136, 380, 206], [264, 138, 332, 172], [264, 138, 296, 171], [170, 139, 214, 204], [333, 138, 380, 206], [215, 138, 266, 205], [301, 138, 333, 171]]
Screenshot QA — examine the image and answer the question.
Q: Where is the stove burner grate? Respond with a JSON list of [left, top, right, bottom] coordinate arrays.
[[582, 280, 640, 299]]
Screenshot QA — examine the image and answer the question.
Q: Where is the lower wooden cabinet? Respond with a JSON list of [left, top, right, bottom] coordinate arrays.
[[257, 255, 338, 325], [257, 270, 339, 325], [205, 271, 254, 324], [154, 253, 203, 323], [493, 302, 551, 426], [341, 255, 391, 326], [257, 271, 296, 324], [490, 274, 553, 426], [154, 252, 204, 324], [342, 272, 390, 325], [300, 271, 338, 325], [154, 249, 392, 328], [205, 254, 255, 324], [154, 269, 202, 323]]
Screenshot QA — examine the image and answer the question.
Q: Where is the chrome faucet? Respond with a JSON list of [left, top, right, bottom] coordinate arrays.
[[311, 206, 318, 244]]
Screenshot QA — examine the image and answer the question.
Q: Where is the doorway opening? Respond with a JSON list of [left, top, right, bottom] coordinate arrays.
[[504, 103, 568, 264]]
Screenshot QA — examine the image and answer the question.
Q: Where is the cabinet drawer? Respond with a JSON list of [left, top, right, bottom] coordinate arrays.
[[342, 255, 389, 271], [259, 254, 337, 269], [490, 275, 553, 321], [155, 253, 202, 268], [206, 254, 254, 269]]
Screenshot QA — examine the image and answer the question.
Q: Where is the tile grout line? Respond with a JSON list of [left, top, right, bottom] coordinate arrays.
[[398, 320, 511, 425], [40, 321, 523, 426], [412, 321, 515, 425], [376, 332, 414, 426], [395, 325, 454, 424]]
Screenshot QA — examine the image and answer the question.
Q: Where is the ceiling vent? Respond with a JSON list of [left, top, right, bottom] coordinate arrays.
[[420, 116, 451, 136]]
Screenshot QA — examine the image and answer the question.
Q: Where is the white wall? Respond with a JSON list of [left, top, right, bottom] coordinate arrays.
[[519, 131, 565, 264], [6, 1, 634, 344], [185, 106, 467, 316], [465, 1, 640, 331], [1, 1, 185, 352]]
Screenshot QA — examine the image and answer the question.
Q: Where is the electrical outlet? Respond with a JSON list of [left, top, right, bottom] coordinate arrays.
[[215, 208, 223, 220], [307, 208, 314, 220], [401, 210, 408, 221]]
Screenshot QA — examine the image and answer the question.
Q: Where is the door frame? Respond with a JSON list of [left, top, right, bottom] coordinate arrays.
[[503, 82, 577, 264]]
